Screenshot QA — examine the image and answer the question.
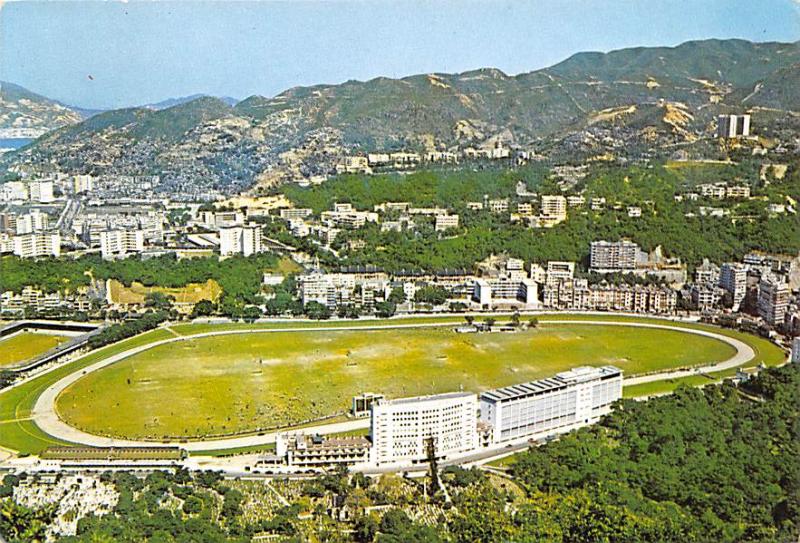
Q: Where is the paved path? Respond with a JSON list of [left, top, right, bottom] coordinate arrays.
[[31, 320, 754, 452]]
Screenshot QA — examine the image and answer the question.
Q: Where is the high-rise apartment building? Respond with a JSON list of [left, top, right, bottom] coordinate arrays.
[[219, 223, 263, 256], [99, 229, 145, 259], [590, 240, 639, 271], [719, 263, 747, 310]]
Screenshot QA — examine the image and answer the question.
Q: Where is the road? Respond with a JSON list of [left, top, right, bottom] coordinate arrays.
[[30, 319, 755, 452]]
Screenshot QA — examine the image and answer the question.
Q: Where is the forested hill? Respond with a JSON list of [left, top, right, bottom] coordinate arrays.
[[4, 39, 800, 191], [501, 363, 800, 542]]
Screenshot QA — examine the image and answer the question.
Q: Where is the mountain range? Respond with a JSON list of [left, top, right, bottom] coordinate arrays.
[[0, 82, 85, 138], [3, 38, 799, 191]]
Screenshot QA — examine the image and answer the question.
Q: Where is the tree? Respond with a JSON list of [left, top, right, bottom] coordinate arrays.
[[337, 304, 362, 319], [449, 301, 467, 312], [305, 301, 332, 320], [191, 299, 215, 318], [354, 514, 379, 543], [144, 291, 175, 311], [242, 306, 262, 323], [379, 509, 413, 535], [182, 495, 203, 515], [374, 301, 396, 319], [528, 317, 539, 328], [387, 287, 406, 304], [219, 297, 245, 320], [0, 499, 52, 542], [510, 312, 520, 327], [464, 315, 474, 325], [484, 317, 496, 330], [413, 286, 450, 306]]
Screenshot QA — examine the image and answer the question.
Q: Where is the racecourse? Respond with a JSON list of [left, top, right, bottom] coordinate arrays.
[[0, 332, 70, 369], [29, 318, 758, 451]]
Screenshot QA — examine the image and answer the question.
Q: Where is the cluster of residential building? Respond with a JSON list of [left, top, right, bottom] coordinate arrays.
[[290, 250, 682, 316], [0, 180, 63, 257], [269, 365, 623, 470], [335, 142, 519, 175], [0, 285, 96, 315], [688, 252, 798, 333]]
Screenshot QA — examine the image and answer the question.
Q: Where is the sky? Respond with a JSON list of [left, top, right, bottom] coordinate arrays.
[[1, 0, 799, 110]]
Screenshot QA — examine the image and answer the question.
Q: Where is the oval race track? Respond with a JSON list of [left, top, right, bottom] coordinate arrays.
[[31, 320, 755, 452]]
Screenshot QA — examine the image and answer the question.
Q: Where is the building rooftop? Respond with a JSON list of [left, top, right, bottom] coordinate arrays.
[[480, 366, 622, 403], [379, 391, 475, 407]]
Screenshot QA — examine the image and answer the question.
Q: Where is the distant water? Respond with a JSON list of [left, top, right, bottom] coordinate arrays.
[[0, 138, 33, 150]]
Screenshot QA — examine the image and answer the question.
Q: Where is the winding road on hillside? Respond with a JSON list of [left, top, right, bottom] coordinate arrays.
[[30, 320, 755, 452]]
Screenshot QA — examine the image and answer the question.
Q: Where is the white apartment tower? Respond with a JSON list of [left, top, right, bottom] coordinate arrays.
[[28, 181, 55, 203], [758, 277, 789, 327], [479, 366, 622, 443], [15, 210, 49, 234], [99, 229, 145, 259], [719, 263, 747, 310], [370, 392, 478, 466], [219, 223, 263, 257], [717, 114, 751, 138], [73, 174, 94, 194], [590, 240, 639, 271], [12, 232, 61, 258]]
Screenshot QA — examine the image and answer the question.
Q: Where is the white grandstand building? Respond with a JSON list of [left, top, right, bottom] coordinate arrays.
[[479, 366, 623, 443], [370, 392, 477, 467]]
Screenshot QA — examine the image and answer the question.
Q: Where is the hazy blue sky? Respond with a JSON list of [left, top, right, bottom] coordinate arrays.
[[2, 0, 798, 110]]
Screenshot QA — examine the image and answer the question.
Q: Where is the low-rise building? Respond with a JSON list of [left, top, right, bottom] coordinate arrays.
[[627, 206, 642, 218], [540, 195, 567, 221], [434, 214, 459, 232], [488, 199, 510, 214], [473, 276, 538, 309], [321, 204, 378, 229], [276, 434, 371, 467], [279, 208, 313, 221], [691, 284, 722, 311], [694, 259, 720, 285], [543, 281, 676, 314], [336, 156, 371, 174]]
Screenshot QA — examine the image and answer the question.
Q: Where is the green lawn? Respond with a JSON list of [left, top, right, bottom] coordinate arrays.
[[0, 329, 173, 454], [0, 315, 785, 456], [0, 332, 70, 368], [56, 323, 738, 440]]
